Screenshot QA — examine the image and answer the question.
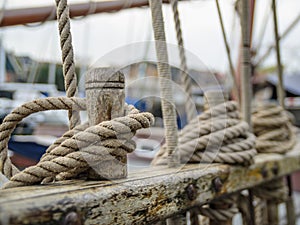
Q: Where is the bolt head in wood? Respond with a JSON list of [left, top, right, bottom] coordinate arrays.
[[212, 177, 223, 192], [62, 212, 81, 225], [186, 184, 197, 200]]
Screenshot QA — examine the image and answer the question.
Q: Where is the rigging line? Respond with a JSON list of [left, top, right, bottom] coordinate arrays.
[[170, 0, 195, 122], [149, 0, 179, 168], [71, 0, 97, 21], [254, 0, 271, 54], [23, 6, 56, 27], [229, 3, 237, 49], [272, 2, 296, 224], [215, 0, 240, 104], [272, 0, 284, 108], [255, 10, 300, 67]]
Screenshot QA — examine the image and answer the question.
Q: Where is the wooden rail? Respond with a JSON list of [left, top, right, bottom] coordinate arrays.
[[0, 143, 299, 224]]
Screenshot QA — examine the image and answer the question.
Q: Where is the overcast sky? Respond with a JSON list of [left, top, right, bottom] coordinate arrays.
[[1, 0, 300, 73]]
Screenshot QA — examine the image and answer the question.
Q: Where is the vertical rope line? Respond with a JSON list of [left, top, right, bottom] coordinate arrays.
[[272, 1, 296, 224], [240, 0, 252, 129], [170, 0, 195, 122], [149, 0, 179, 167], [55, 0, 80, 129], [215, 0, 240, 104], [271, 0, 284, 108]]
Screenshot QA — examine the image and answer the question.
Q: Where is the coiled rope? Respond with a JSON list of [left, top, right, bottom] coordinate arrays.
[[152, 101, 256, 166], [252, 178, 288, 204], [152, 95, 256, 224], [198, 195, 239, 222], [252, 103, 297, 224], [252, 103, 296, 154]]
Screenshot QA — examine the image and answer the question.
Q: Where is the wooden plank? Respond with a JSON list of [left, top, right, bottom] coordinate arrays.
[[0, 145, 300, 225]]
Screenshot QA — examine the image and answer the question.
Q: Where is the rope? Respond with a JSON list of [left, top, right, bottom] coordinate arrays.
[[272, 0, 285, 108], [152, 101, 256, 166], [252, 178, 288, 204], [215, 0, 240, 103], [252, 103, 296, 225], [55, 0, 80, 129], [0, 97, 86, 179], [0, 98, 153, 188], [149, 0, 179, 167], [199, 195, 239, 222], [152, 97, 256, 224], [252, 103, 296, 154], [170, 0, 195, 122]]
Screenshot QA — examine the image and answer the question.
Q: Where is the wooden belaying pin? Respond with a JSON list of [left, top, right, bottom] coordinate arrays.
[[85, 67, 127, 179]]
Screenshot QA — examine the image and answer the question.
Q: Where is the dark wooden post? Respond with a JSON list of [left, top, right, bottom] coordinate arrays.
[[85, 67, 126, 179]]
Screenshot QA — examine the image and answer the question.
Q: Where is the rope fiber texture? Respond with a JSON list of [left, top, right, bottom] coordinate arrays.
[[0, 97, 154, 189], [55, 0, 80, 129], [252, 103, 296, 154], [149, 0, 179, 167], [252, 178, 288, 204], [152, 101, 257, 166], [170, 0, 195, 122], [199, 195, 239, 222], [252, 103, 296, 224]]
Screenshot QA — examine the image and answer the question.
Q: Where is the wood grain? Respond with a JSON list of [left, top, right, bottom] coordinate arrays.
[[0, 145, 299, 225]]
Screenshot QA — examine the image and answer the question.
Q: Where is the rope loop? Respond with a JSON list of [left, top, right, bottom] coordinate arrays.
[[0, 97, 154, 189]]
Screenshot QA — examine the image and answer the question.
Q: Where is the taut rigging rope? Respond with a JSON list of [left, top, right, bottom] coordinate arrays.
[[149, 0, 179, 167]]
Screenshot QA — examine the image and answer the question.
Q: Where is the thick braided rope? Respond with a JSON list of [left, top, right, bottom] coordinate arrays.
[[152, 101, 257, 166], [3, 111, 154, 188], [252, 104, 295, 223], [252, 103, 296, 154], [170, 0, 195, 122], [149, 0, 179, 167], [55, 0, 80, 129], [252, 178, 288, 204], [0, 97, 85, 179], [199, 195, 239, 221]]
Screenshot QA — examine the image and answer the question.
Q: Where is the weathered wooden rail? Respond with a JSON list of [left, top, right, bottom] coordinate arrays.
[[0, 143, 299, 225]]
